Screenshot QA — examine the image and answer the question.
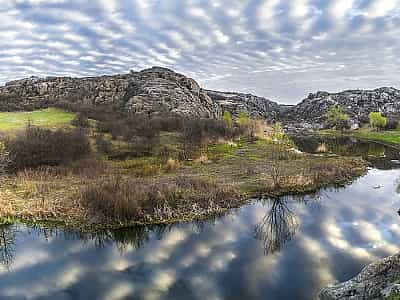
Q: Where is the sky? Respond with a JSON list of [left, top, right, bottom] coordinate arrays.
[[0, 0, 399, 104]]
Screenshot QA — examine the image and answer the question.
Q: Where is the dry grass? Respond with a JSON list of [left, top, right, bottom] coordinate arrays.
[[79, 176, 243, 224]]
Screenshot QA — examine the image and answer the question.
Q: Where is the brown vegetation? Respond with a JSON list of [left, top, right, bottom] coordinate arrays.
[[0, 110, 368, 229]]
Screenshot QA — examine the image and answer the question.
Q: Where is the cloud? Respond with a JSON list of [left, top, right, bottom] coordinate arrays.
[[0, 0, 399, 103]]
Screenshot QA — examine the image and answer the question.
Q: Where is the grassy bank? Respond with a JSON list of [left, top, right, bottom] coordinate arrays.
[[0, 108, 75, 131], [319, 128, 400, 146], [0, 109, 368, 230]]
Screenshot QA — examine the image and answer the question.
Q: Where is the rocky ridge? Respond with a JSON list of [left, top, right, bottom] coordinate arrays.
[[285, 87, 400, 129], [0, 67, 221, 118], [205, 89, 282, 121], [319, 252, 400, 299], [1, 67, 400, 128]]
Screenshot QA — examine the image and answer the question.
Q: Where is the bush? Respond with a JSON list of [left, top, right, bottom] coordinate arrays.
[[369, 112, 387, 130], [80, 176, 240, 222], [223, 111, 233, 128], [326, 106, 349, 130], [386, 116, 399, 130], [95, 134, 112, 155], [5, 125, 91, 170], [71, 113, 90, 128], [0, 142, 10, 174]]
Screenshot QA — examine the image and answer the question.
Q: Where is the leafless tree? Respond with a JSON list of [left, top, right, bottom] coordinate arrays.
[[0, 225, 17, 269], [254, 198, 299, 255]]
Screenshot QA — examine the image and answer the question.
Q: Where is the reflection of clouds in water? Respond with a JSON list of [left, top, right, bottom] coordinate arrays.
[[1, 170, 400, 299]]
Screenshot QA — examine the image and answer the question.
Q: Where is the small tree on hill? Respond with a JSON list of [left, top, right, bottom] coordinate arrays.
[[223, 111, 233, 128], [237, 111, 250, 127], [369, 112, 387, 130], [326, 106, 349, 131]]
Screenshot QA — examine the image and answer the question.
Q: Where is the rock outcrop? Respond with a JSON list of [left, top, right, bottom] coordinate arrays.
[[206, 90, 282, 121], [2, 66, 400, 127], [319, 252, 400, 299], [285, 87, 400, 129], [0, 67, 221, 118]]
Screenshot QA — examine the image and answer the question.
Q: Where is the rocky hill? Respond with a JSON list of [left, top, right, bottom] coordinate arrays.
[[0, 67, 221, 118], [1, 67, 400, 127], [285, 87, 400, 129], [206, 90, 282, 121]]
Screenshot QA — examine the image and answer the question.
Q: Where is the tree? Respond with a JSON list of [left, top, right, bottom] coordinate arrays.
[[369, 112, 387, 130], [223, 111, 233, 128], [326, 106, 349, 130], [237, 111, 250, 127]]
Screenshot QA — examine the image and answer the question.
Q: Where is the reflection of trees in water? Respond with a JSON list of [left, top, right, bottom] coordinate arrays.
[[28, 224, 169, 254], [254, 197, 299, 255], [0, 225, 17, 269]]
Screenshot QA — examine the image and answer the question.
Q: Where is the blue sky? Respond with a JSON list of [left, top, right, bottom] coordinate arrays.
[[0, 0, 399, 103]]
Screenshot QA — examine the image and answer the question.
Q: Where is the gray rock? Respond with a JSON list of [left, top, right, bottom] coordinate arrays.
[[285, 87, 400, 128], [0, 67, 221, 118], [205, 89, 282, 121], [319, 252, 400, 299]]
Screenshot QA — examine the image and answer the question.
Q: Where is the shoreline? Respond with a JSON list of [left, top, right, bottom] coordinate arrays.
[[0, 155, 367, 232]]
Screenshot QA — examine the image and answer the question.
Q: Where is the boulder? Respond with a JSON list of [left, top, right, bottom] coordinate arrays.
[[319, 252, 400, 299]]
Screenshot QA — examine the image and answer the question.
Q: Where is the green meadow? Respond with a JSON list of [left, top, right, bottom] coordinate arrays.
[[0, 108, 75, 131]]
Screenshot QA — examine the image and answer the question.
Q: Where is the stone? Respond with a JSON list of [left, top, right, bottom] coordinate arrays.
[[319, 252, 400, 299], [205, 89, 282, 122]]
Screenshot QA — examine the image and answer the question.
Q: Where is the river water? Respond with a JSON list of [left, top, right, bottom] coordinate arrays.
[[1, 137, 400, 300]]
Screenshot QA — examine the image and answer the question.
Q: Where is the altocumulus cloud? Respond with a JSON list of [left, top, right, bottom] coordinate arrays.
[[0, 0, 400, 103]]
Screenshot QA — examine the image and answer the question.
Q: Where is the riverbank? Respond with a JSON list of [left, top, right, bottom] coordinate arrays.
[[318, 129, 400, 148], [0, 138, 367, 231]]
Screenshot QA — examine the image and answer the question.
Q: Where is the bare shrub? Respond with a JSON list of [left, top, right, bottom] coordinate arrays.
[[95, 134, 112, 155], [165, 158, 180, 172], [5, 125, 91, 170], [80, 176, 241, 222], [71, 112, 90, 128], [0, 139, 10, 174]]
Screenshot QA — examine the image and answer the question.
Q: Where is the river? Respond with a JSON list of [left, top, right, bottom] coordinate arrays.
[[1, 136, 400, 300]]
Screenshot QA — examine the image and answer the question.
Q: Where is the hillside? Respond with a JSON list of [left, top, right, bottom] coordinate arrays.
[[206, 90, 282, 121], [1, 67, 400, 129], [0, 67, 221, 118], [285, 87, 400, 129]]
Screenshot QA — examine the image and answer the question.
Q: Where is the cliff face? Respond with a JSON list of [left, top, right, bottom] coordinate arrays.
[[0, 67, 221, 118], [285, 87, 400, 128], [206, 90, 282, 121]]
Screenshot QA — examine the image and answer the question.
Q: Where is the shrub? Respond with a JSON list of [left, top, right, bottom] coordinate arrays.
[[80, 176, 241, 222], [165, 158, 180, 172], [223, 111, 233, 128], [385, 116, 399, 130], [71, 112, 90, 128], [369, 112, 387, 130], [95, 134, 112, 155], [5, 125, 91, 170], [326, 106, 349, 130], [0, 142, 10, 174]]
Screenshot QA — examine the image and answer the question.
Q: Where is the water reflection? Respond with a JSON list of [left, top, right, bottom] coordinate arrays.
[[254, 197, 299, 255], [1, 141, 400, 299], [0, 224, 17, 269], [292, 135, 400, 170]]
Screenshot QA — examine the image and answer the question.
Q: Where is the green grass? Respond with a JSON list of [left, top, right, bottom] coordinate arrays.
[[0, 108, 75, 131], [320, 129, 400, 145]]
